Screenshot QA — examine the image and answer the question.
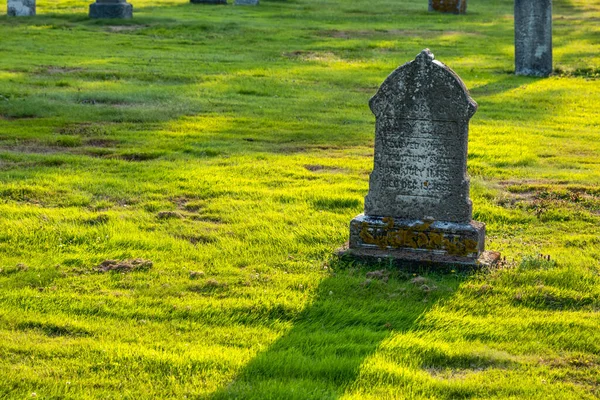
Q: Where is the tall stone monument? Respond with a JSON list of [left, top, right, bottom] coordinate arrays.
[[89, 0, 133, 18], [515, 0, 552, 77], [341, 49, 498, 268], [7, 0, 35, 16], [429, 0, 466, 14], [190, 0, 227, 5]]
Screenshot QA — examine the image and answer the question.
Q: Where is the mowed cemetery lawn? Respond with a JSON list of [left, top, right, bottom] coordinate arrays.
[[0, 0, 599, 398]]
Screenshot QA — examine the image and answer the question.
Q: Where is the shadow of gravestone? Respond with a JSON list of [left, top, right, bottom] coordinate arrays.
[[211, 265, 466, 399]]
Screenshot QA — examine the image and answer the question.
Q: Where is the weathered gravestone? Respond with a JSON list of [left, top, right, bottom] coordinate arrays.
[[7, 0, 35, 16], [234, 0, 258, 5], [429, 0, 466, 14], [341, 49, 499, 268], [89, 0, 133, 18], [515, 0, 552, 77]]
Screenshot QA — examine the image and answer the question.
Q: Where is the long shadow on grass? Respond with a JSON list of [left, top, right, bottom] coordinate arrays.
[[210, 265, 465, 400]]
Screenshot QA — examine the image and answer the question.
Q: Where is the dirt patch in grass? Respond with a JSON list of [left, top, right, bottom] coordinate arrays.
[[495, 181, 600, 219], [275, 145, 344, 154], [0, 113, 38, 120], [175, 234, 216, 245], [83, 148, 115, 158], [189, 271, 205, 279], [0, 141, 65, 154], [157, 211, 183, 220], [43, 66, 83, 75], [79, 99, 133, 107], [554, 67, 600, 79], [315, 29, 481, 39], [540, 354, 600, 369], [282, 51, 340, 62], [96, 259, 153, 273], [188, 279, 228, 293], [106, 25, 147, 33], [189, 214, 225, 224], [116, 151, 163, 161], [316, 29, 421, 39], [304, 164, 347, 173], [84, 138, 119, 147]]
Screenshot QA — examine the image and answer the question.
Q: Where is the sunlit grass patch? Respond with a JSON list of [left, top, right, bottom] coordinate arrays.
[[0, 0, 599, 398]]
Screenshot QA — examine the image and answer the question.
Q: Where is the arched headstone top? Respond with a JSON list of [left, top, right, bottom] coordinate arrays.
[[369, 49, 477, 122], [363, 49, 478, 223]]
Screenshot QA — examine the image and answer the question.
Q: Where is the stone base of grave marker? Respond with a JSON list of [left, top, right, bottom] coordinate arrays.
[[89, 0, 133, 18], [429, 0, 466, 14], [7, 0, 36, 16], [338, 214, 498, 268], [190, 0, 227, 4], [234, 0, 258, 5]]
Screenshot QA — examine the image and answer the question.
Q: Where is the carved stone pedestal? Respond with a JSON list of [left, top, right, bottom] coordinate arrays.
[[339, 214, 498, 268]]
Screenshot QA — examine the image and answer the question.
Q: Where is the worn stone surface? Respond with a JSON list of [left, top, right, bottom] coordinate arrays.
[[365, 49, 476, 223], [515, 0, 552, 77], [89, 0, 133, 18], [7, 0, 35, 16], [337, 243, 500, 271], [350, 215, 484, 263], [190, 0, 227, 4], [235, 0, 258, 5], [343, 49, 494, 267], [429, 0, 466, 14]]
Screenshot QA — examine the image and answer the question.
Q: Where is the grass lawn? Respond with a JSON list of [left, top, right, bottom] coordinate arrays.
[[0, 0, 599, 398]]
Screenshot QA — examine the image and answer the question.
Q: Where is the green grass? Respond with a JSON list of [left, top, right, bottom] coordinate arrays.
[[0, 0, 599, 398]]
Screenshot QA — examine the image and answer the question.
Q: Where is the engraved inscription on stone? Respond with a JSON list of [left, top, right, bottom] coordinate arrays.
[[376, 119, 461, 199]]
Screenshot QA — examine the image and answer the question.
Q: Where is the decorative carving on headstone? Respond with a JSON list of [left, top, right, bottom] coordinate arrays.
[[515, 0, 552, 77], [340, 49, 499, 268], [89, 0, 133, 18], [429, 0, 466, 14], [7, 0, 35, 16]]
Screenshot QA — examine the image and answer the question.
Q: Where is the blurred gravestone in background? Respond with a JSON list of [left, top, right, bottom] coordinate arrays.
[[429, 0, 466, 14], [515, 0, 553, 77]]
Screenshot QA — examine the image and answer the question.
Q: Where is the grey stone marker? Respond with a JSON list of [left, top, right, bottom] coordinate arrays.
[[190, 0, 227, 4], [234, 0, 258, 5], [7, 0, 35, 16], [429, 0, 466, 14], [515, 0, 552, 77], [89, 0, 133, 18], [339, 49, 499, 268]]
